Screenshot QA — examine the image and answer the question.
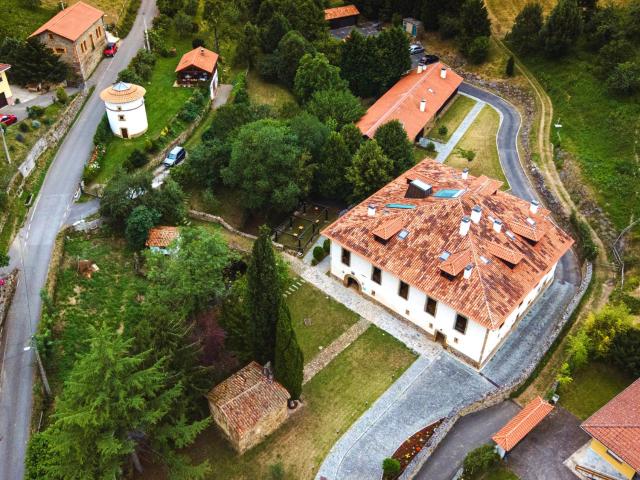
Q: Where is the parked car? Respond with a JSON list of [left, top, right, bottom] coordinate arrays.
[[409, 44, 425, 55], [103, 42, 118, 57], [420, 54, 440, 65], [0, 114, 17, 127], [163, 146, 186, 168]]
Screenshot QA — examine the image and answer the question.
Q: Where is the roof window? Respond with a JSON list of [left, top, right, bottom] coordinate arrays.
[[433, 189, 463, 199], [439, 251, 451, 261], [398, 229, 410, 240], [505, 230, 516, 241], [479, 255, 491, 264]]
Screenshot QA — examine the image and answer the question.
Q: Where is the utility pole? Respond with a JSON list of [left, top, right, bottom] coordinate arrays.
[[143, 17, 150, 51], [0, 125, 11, 165]]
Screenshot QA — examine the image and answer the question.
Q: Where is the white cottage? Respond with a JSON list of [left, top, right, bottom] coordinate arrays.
[[323, 160, 574, 368], [99, 81, 148, 139]]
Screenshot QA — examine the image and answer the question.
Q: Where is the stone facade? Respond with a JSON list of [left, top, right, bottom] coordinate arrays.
[[35, 18, 106, 82]]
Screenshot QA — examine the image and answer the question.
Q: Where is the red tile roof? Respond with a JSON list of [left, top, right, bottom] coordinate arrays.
[[324, 5, 360, 20], [207, 362, 290, 436], [175, 47, 219, 74], [145, 226, 179, 248], [0, 64, 10, 74], [357, 62, 464, 139], [322, 160, 574, 330], [493, 397, 554, 451], [582, 378, 640, 471], [30, 2, 104, 42]]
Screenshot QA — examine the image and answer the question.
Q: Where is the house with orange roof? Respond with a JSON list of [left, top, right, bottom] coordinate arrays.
[[175, 47, 220, 99], [322, 159, 574, 367], [576, 378, 640, 480], [324, 5, 360, 29], [30, 1, 107, 82], [357, 62, 463, 142]]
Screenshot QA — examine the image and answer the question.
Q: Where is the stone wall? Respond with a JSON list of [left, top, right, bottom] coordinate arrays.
[[400, 262, 593, 479], [0, 269, 18, 330]]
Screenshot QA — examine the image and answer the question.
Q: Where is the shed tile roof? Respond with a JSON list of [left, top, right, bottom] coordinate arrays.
[[30, 1, 104, 42], [324, 5, 360, 20], [493, 396, 554, 451], [582, 378, 640, 471], [357, 62, 463, 139], [322, 160, 574, 330], [145, 226, 179, 248], [0, 64, 11, 74], [175, 47, 219, 74], [207, 362, 290, 436]]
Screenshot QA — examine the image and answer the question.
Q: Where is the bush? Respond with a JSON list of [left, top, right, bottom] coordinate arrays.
[[31, 120, 41, 129], [438, 125, 448, 137], [323, 238, 330, 254], [56, 87, 69, 104], [462, 444, 500, 479], [19, 122, 30, 133], [192, 38, 206, 49], [610, 327, 640, 377], [42, 117, 53, 126], [569, 211, 598, 260], [117, 68, 142, 84], [506, 55, 515, 77], [382, 458, 401, 477], [15, 133, 25, 143], [27, 105, 45, 118], [144, 138, 160, 153], [117, 0, 141, 37], [178, 101, 201, 122], [124, 149, 149, 171], [425, 141, 436, 153], [94, 114, 111, 145], [466, 36, 490, 64], [313, 246, 325, 263]]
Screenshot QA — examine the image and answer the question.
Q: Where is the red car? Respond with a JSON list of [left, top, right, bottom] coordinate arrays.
[[104, 42, 118, 57], [0, 114, 17, 127]]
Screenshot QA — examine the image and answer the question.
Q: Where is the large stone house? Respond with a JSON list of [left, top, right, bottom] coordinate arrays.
[[30, 2, 106, 82], [0, 64, 14, 108], [323, 160, 574, 368]]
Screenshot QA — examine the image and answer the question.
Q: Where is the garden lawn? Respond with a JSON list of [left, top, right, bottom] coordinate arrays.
[[558, 361, 635, 420], [188, 219, 255, 252], [482, 466, 520, 480], [188, 186, 248, 230], [287, 281, 359, 362], [519, 50, 640, 229], [445, 105, 509, 188], [426, 95, 477, 142], [94, 37, 194, 184], [149, 327, 416, 480], [246, 69, 295, 108]]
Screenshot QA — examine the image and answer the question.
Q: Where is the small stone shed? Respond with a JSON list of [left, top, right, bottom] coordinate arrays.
[[207, 361, 290, 454]]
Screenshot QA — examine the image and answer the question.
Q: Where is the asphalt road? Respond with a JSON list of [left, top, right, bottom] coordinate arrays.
[[0, 2, 156, 478]]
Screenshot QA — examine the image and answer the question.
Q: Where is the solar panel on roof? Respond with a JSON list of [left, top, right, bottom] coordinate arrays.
[[433, 189, 463, 198]]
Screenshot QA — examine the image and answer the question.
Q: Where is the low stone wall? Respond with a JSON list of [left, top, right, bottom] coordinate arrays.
[[0, 269, 19, 329], [400, 262, 593, 479]]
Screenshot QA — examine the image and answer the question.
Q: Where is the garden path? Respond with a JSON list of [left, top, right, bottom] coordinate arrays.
[[433, 95, 486, 163]]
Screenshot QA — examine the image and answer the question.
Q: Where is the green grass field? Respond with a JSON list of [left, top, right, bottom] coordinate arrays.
[[141, 327, 416, 480], [427, 95, 477, 142], [247, 69, 295, 108], [558, 361, 635, 420]]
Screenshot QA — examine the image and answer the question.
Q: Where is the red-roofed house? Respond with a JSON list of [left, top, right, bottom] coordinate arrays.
[[324, 5, 360, 29], [357, 62, 463, 141], [322, 159, 574, 367], [580, 378, 640, 480], [30, 1, 106, 82], [175, 47, 220, 98], [492, 396, 554, 457], [207, 362, 290, 453]]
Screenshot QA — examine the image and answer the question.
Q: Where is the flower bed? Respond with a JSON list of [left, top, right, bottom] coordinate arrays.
[[389, 419, 443, 478]]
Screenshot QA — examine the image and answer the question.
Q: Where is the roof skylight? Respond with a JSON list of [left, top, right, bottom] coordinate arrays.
[[439, 251, 451, 261], [398, 229, 410, 240]]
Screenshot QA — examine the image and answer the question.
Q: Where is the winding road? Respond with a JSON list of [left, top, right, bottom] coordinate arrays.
[[0, 2, 156, 478]]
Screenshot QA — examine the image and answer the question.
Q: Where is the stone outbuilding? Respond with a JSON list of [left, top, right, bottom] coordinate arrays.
[[99, 81, 148, 139], [207, 362, 290, 454], [146, 226, 179, 254], [30, 1, 107, 82]]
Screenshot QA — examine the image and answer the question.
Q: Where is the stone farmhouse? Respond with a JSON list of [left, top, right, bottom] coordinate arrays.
[[30, 1, 107, 82], [323, 160, 574, 368], [357, 62, 463, 142]]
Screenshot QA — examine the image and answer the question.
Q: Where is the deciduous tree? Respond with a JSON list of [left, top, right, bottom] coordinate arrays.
[[540, 0, 583, 57], [125, 206, 160, 250], [275, 30, 314, 86], [307, 89, 365, 129], [315, 131, 352, 200], [507, 2, 543, 54], [347, 140, 394, 201], [374, 120, 414, 176], [293, 53, 347, 103]]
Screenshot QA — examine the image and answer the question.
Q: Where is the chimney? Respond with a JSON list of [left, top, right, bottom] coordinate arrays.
[[471, 205, 482, 224], [417, 65, 423, 74], [459, 216, 471, 236], [530, 199, 540, 215], [200, 47, 205, 54], [367, 204, 377, 217], [420, 99, 426, 112], [440, 67, 447, 79], [463, 264, 473, 280], [462, 168, 469, 180], [493, 219, 503, 233]]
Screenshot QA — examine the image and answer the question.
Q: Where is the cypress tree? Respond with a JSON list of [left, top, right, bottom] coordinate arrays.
[[316, 131, 353, 200], [506, 55, 515, 77], [247, 225, 282, 364], [274, 303, 304, 401]]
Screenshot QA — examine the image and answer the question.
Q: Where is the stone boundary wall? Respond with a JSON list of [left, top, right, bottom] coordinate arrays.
[[0, 269, 19, 330], [400, 262, 593, 479]]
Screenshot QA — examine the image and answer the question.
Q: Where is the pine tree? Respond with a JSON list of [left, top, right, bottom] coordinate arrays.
[[374, 120, 414, 176], [340, 30, 379, 97], [346, 139, 394, 201], [247, 226, 282, 364], [540, 0, 583, 57], [274, 303, 304, 401], [376, 26, 412, 92], [507, 2, 543, 54]]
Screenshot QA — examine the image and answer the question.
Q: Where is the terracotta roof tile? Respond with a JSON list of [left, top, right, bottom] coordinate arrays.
[[145, 226, 179, 248], [175, 47, 219, 74], [373, 216, 405, 241], [493, 396, 554, 451], [487, 242, 524, 265], [99, 81, 146, 104], [324, 5, 360, 20], [322, 160, 574, 329], [0, 64, 11, 74], [357, 62, 463, 139], [30, 2, 103, 42], [207, 362, 290, 436], [582, 378, 640, 471]]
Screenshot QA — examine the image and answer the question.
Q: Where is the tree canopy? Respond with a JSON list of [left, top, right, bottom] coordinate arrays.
[[347, 139, 394, 201], [294, 52, 348, 103], [540, 0, 583, 57], [507, 2, 544, 54], [374, 120, 414, 176], [0, 37, 68, 85]]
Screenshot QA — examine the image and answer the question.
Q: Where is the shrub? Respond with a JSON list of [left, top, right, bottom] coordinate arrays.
[[382, 458, 401, 477], [462, 444, 500, 479], [117, 0, 141, 37], [323, 238, 330, 254], [425, 141, 436, 153], [0, 191, 8, 209], [56, 87, 69, 104], [438, 125, 448, 137], [144, 138, 160, 153], [178, 101, 201, 122], [610, 327, 640, 377], [31, 120, 41, 129], [27, 105, 45, 118], [506, 55, 515, 77], [19, 122, 30, 133], [94, 114, 111, 145], [569, 211, 598, 260], [15, 133, 25, 143], [124, 149, 149, 171], [313, 246, 325, 263], [42, 117, 53, 126], [466, 36, 490, 64], [117, 68, 142, 84]]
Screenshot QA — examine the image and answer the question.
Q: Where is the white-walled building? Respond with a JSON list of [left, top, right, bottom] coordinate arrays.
[[323, 160, 574, 368], [99, 81, 148, 139]]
